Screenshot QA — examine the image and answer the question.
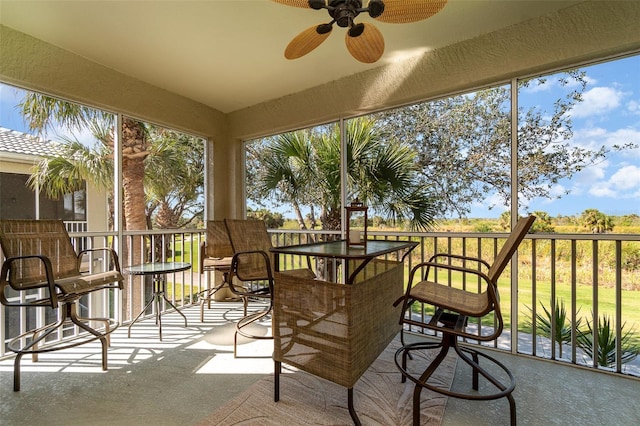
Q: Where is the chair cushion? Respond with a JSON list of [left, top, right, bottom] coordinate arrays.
[[202, 257, 232, 270], [409, 280, 491, 317], [56, 271, 123, 295]]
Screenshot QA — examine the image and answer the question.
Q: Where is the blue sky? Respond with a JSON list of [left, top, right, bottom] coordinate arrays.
[[471, 55, 640, 218], [1, 55, 639, 219]]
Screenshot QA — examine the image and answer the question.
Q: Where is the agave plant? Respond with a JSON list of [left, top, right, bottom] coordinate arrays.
[[525, 298, 580, 358], [576, 314, 639, 368]]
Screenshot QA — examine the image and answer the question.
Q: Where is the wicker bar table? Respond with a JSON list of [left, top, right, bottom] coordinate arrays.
[[271, 240, 417, 425]]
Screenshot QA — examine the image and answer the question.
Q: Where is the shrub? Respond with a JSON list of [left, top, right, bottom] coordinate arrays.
[[576, 314, 639, 367]]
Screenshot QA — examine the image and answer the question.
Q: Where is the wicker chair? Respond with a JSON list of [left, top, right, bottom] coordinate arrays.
[[199, 220, 246, 322], [394, 215, 535, 426], [0, 219, 124, 391], [224, 219, 314, 357]]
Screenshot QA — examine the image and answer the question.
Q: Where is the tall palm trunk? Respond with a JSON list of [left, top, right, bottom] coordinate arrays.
[[121, 118, 149, 317]]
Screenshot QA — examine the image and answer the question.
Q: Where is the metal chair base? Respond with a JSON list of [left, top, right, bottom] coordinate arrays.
[[395, 333, 516, 426], [234, 302, 273, 358], [8, 301, 118, 391]]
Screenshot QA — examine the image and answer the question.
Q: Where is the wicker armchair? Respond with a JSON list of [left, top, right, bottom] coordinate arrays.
[[199, 220, 243, 322], [394, 215, 535, 426], [224, 219, 314, 357], [0, 219, 123, 391]]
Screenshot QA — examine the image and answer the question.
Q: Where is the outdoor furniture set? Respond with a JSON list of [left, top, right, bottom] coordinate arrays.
[[0, 216, 534, 426]]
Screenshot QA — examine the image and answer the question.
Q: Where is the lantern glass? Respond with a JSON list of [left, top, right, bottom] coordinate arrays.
[[345, 199, 368, 247]]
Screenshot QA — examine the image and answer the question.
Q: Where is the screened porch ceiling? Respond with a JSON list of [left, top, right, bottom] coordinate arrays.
[[0, 0, 582, 114]]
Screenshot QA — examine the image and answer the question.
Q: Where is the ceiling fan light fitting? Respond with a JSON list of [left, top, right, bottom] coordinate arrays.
[[367, 0, 384, 18], [308, 0, 325, 10], [348, 23, 365, 37], [316, 23, 333, 34]]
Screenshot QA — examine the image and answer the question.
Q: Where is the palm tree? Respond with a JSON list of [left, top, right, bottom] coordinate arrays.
[[20, 93, 149, 233], [247, 117, 437, 231], [580, 208, 614, 234], [144, 127, 204, 230], [19, 94, 204, 313], [20, 94, 149, 313]]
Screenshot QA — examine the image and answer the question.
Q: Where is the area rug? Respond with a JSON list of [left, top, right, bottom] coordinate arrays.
[[197, 337, 456, 425]]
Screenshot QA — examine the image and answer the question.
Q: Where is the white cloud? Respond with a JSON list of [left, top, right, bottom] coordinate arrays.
[[609, 165, 640, 190], [588, 165, 640, 198], [523, 78, 554, 93], [574, 159, 609, 185], [548, 184, 568, 198], [627, 99, 640, 115], [570, 126, 640, 154], [472, 193, 508, 212], [521, 74, 596, 94], [589, 183, 616, 197], [45, 123, 98, 148], [569, 86, 624, 118]]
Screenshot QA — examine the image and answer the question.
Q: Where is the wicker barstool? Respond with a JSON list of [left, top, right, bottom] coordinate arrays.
[[224, 219, 314, 358], [0, 219, 123, 391], [394, 215, 536, 426], [199, 220, 242, 322]]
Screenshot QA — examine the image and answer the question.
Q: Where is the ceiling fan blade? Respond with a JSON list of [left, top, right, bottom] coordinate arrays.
[[345, 23, 384, 63], [374, 0, 448, 23], [285, 25, 332, 59], [271, 0, 323, 9]]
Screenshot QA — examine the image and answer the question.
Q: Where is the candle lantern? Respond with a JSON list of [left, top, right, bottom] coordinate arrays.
[[345, 199, 368, 247]]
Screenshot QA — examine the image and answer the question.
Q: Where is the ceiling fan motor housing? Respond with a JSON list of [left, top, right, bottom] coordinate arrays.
[[329, 0, 363, 28]]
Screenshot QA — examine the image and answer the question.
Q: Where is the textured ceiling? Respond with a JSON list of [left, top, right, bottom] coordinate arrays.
[[0, 0, 582, 113]]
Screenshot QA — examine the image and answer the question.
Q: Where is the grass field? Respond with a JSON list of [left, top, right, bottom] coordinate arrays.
[[171, 222, 640, 349]]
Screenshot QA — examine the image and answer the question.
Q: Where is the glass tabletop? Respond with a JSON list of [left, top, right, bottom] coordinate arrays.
[[270, 239, 417, 259], [125, 262, 191, 275]]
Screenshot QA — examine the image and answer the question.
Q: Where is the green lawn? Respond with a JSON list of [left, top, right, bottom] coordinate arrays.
[[168, 238, 199, 273], [412, 268, 640, 347]]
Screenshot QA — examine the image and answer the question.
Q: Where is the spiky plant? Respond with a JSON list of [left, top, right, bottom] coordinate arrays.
[[576, 314, 639, 367], [525, 298, 580, 358]]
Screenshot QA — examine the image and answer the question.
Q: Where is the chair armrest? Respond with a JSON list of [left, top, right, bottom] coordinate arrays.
[[231, 249, 273, 280], [229, 250, 274, 298], [78, 247, 123, 273], [199, 242, 207, 271], [427, 253, 491, 270], [408, 260, 498, 295], [0, 255, 59, 308]]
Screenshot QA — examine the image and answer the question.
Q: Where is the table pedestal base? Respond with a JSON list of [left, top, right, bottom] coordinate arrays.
[[127, 273, 188, 341]]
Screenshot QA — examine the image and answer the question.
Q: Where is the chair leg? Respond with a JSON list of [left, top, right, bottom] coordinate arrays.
[[13, 352, 23, 392], [8, 300, 118, 391], [274, 361, 281, 402], [9, 316, 65, 391], [396, 334, 517, 426], [200, 271, 229, 322], [410, 337, 453, 426], [234, 303, 273, 358], [68, 302, 112, 371]]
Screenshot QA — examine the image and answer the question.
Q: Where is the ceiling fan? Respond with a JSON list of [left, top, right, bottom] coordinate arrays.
[[272, 0, 448, 63]]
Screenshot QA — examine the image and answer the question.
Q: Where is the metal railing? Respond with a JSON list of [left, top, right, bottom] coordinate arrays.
[[0, 229, 208, 358], [270, 228, 640, 378], [2, 227, 639, 379]]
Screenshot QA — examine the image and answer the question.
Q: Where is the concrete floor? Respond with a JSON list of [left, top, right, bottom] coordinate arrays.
[[0, 302, 638, 425]]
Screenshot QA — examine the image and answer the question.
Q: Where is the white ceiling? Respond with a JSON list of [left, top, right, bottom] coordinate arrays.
[[0, 0, 582, 113]]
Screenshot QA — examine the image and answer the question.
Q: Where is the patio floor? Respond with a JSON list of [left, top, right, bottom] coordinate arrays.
[[0, 301, 638, 425]]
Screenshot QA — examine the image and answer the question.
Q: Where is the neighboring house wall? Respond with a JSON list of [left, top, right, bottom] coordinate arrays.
[[0, 126, 109, 230]]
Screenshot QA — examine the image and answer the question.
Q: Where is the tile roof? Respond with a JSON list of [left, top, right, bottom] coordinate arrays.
[[0, 126, 61, 158]]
